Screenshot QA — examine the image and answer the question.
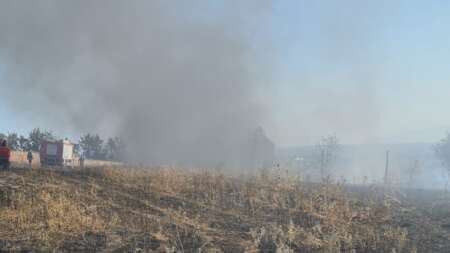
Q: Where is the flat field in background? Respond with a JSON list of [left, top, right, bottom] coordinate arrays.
[[0, 166, 450, 252]]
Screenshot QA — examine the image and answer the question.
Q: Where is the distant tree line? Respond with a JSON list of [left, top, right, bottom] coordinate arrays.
[[0, 128, 125, 162], [79, 134, 126, 161], [0, 128, 55, 152]]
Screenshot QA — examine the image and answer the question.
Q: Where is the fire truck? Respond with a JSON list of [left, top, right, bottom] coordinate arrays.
[[40, 139, 75, 167], [0, 140, 10, 170]]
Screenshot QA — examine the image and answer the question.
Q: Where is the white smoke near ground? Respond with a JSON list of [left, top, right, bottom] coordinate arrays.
[[0, 1, 273, 167]]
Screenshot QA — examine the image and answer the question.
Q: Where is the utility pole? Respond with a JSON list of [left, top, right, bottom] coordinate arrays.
[[384, 150, 390, 185], [320, 149, 325, 181]]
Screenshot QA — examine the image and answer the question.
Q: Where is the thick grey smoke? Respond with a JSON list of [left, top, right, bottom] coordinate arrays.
[[0, 1, 273, 167]]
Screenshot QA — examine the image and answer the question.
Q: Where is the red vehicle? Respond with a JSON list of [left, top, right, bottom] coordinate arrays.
[[40, 139, 75, 167], [0, 140, 11, 170]]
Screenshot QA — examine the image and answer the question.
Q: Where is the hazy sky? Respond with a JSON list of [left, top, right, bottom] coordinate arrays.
[[263, 0, 450, 146], [1, 1, 450, 147]]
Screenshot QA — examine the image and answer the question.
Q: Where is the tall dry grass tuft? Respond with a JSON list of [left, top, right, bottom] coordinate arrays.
[[0, 181, 112, 250], [0, 166, 418, 252]]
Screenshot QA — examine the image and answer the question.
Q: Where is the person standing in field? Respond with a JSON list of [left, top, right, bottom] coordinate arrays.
[[27, 151, 33, 168]]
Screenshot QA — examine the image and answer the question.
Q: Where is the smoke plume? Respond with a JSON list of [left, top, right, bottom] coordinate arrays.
[[0, 1, 272, 167]]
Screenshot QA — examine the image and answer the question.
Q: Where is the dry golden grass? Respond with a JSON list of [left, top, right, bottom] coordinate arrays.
[[0, 166, 447, 252]]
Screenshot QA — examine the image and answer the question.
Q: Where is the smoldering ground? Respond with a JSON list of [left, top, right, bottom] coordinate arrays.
[[0, 1, 273, 167]]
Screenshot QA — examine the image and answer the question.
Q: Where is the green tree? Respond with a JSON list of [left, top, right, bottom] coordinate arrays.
[[18, 135, 31, 151], [28, 128, 55, 152], [79, 134, 105, 159], [73, 144, 81, 156], [105, 137, 126, 161], [7, 133, 20, 150]]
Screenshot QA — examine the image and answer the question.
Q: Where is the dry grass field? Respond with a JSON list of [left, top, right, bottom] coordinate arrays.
[[0, 165, 450, 252]]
